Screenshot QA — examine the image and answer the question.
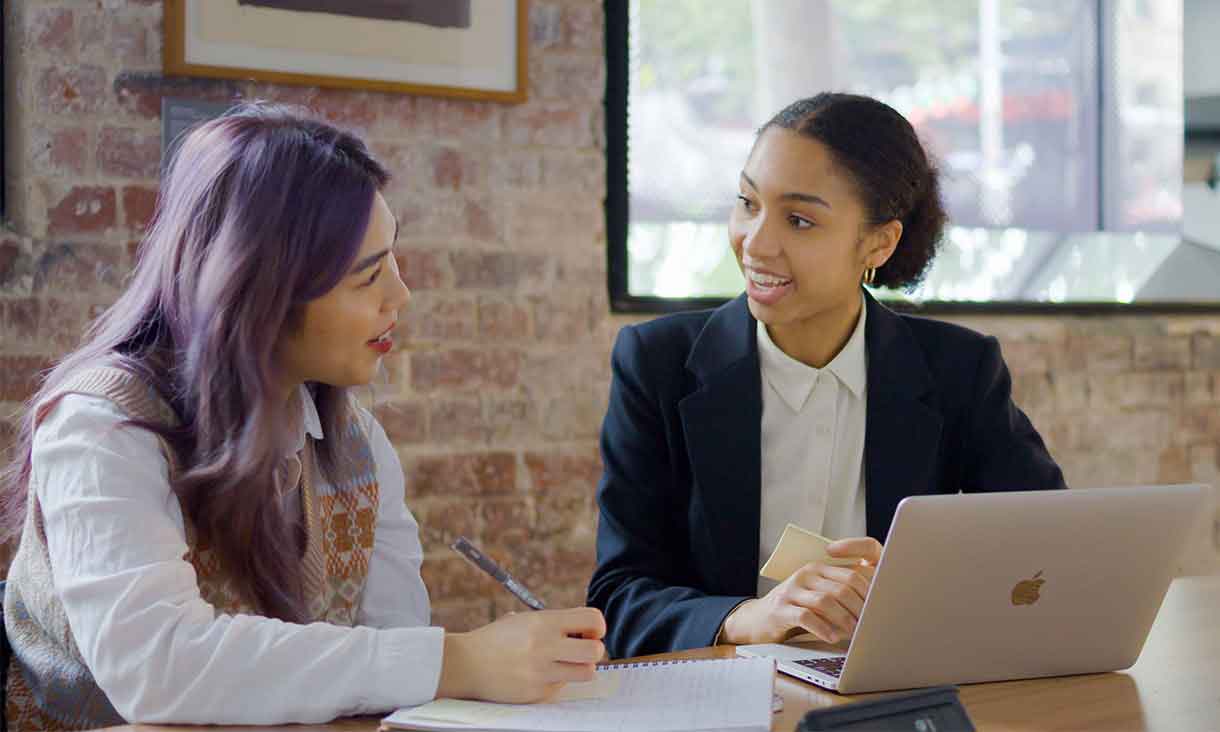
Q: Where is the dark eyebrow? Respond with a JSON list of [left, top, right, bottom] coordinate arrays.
[[349, 248, 390, 275], [741, 172, 832, 210]]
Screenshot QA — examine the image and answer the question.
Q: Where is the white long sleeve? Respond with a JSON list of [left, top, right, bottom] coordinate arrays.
[[30, 392, 443, 725]]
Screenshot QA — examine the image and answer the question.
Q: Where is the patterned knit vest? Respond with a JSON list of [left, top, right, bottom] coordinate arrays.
[[4, 365, 381, 730]]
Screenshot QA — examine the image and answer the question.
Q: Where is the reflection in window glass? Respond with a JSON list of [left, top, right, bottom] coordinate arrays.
[[625, 0, 1186, 303]]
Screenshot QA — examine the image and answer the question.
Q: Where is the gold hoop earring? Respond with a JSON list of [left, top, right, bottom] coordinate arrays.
[[863, 267, 876, 286]]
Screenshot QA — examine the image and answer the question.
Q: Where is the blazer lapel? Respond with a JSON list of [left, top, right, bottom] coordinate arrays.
[[863, 293, 944, 541], [679, 296, 762, 596]]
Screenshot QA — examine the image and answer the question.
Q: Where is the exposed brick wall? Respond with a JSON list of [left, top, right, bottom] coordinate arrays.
[[0, 1, 1215, 637]]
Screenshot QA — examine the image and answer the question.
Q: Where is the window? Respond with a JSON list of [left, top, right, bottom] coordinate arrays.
[[606, 0, 1214, 312]]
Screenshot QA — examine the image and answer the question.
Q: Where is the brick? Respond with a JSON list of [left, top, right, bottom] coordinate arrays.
[[0, 239, 27, 291], [532, 54, 605, 101], [486, 396, 537, 443], [554, 247, 604, 289], [1157, 446, 1193, 483], [32, 242, 123, 294], [1049, 371, 1090, 412], [521, 350, 609, 396], [310, 89, 378, 130], [396, 249, 449, 291], [508, 196, 603, 245], [529, 2, 564, 48], [395, 196, 468, 240], [414, 498, 479, 553], [1185, 372, 1219, 405], [450, 251, 550, 290], [1057, 449, 1161, 488], [490, 151, 544, 189], [431, 100, 502, 143], [98, 127, 160, 179], [505, 101, 595, 148], [525, 450, 601, 532], [463, 196, 501, 242], [542, 151, 605, 197], [429, 396, 489, 443], [110, 13, 152, 67], [37, 65, 108, 116], [30, 127, 89, 177], [371, 95, 434, 139], [997, 340, 1054, 374], [429, 600, 492, 631], [1010, 372, 1054, 412], [430, 146, 486, 191], [380, 351, 409, 391], [1194, 333, 1220, 369], [29, 7, 74, 58], [532, 293, 593, 343], [407, 452, 517, 498], [410, 349, 521, 391], [420, 556, 486, 600], [1134, 335, 1192, 371], [122, 186, 158, 233], [0, 297, 91, 351], [481, 497, 533, 534], [564, 3, 602, 52], [113, 72, 239, 120], [540, 389, 606, 440], [1088, 372, 1183, 409], [77, 12, 106, 62], [0, 356, 52, 402], [1178, 408, 1220, 446], [1068, 411, 1171, 451], [1189, 445, 1220, 485], [1060, 335, 1132, 372], [399, 295, 476, 342], [46, 187, 117, 236], [477, 297, 531, 342], [374, 400, 427, 444]]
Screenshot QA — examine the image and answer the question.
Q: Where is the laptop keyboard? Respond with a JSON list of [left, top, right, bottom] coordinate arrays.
[[794, 656, 846, 678]]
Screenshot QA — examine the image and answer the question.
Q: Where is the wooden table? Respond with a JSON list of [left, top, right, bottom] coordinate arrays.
[[106, 574, 1220, 731]]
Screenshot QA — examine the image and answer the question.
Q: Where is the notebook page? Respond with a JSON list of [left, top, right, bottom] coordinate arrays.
[[383, 657, 775, 732]]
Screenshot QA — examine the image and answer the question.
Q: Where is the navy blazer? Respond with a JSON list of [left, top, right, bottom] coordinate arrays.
[[587, 292, 1066, 659]]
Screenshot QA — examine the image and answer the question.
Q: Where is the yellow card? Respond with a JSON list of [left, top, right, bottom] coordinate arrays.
[[759, 523, 858, 581]]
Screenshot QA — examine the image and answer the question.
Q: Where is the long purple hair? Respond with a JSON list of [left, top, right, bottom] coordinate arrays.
[[0, 102, 389, 622]]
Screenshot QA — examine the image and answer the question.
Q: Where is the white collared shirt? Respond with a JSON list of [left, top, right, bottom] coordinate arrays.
[[29, 386, 441, 724], [756, 300, 868, 595]]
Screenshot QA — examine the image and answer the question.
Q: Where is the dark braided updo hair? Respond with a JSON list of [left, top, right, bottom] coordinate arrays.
[[761, 93, 947, 290]]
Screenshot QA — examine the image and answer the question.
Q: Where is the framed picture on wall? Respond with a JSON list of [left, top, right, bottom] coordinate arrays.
[[164, 0, 527, 103]]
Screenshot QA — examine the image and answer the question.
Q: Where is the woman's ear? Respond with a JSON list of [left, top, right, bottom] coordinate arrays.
[[863, 219, 903, 270]]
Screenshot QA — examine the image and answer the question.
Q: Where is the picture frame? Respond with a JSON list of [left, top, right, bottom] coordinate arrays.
[[164, 0, 527, 103]]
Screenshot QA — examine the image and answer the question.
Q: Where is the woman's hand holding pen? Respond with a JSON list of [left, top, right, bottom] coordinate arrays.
[[437, 607, 607, 703], [720, 537, 882, 645]]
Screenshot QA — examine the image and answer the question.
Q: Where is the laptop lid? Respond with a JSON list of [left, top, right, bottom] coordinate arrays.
[[836, 484, 1208, 693]]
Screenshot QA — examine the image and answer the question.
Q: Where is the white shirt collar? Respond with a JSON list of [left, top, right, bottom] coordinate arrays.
[[756, 295, 868, 411], [292, 384, 325, 454]]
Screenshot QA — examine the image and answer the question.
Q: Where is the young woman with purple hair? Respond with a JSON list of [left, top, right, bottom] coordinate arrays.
[[0, 102, 604, 729]]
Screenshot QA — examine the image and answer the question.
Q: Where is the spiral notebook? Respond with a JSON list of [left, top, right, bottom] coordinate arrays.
[[381, 656, 775, 732]]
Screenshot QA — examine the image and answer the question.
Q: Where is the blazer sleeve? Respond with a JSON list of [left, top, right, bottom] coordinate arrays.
[[587, 326, 749, 659], [960, 336, 1067, 493]]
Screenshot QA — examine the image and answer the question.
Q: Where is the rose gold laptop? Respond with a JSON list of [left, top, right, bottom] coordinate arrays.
[[737, 484, 1209, 694]]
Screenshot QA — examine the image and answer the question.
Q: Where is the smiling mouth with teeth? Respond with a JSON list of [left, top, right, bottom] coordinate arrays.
[[749, 271, 793, 287]]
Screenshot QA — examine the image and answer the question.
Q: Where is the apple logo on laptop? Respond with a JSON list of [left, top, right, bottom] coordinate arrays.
[[1011, 570, 1045, 606]]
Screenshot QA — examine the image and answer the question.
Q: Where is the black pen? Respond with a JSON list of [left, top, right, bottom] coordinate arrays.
[[451, 536, 547, 611]]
